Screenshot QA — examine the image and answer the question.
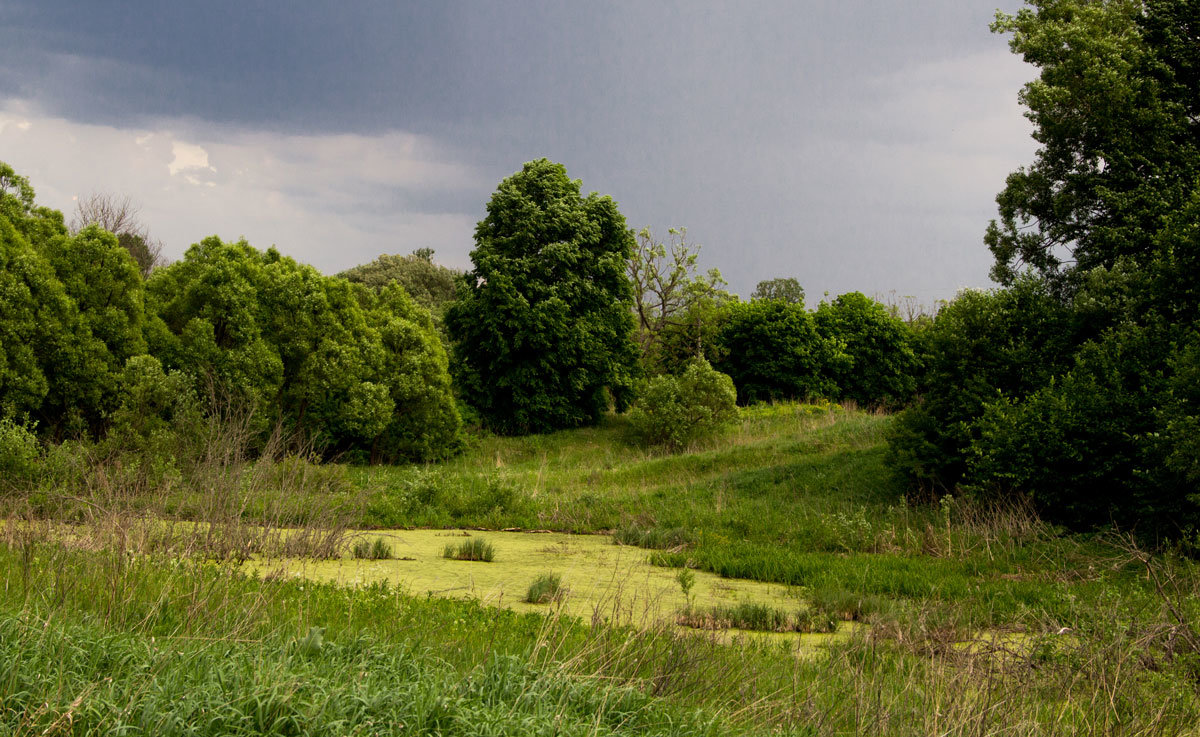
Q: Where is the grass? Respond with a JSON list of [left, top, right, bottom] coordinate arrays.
[[525, 573, 566, 604], [352, 536, 393, 560], [442, 537, 495, 562], [6, 402, 1200, 734]]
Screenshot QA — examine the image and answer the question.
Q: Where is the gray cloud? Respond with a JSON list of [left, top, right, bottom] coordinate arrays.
[[0, 1, 1036, 304]]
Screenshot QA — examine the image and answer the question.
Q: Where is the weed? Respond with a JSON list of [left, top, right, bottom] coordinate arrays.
[[525, 573, 566, 604], [677, 602, 792, 632], [676, 568, 696, 610], [352, 537, 393, 560], [442, 537, 494, 562], [613, 525, 696, 550]]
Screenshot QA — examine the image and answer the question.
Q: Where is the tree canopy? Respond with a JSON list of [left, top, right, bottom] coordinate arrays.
[[148, 237, 461, 461], [985, 0, 1200, 288], [627, 227, 732, 375], [446, 159, 640, 435], [890, 0, 1200, 534], [338, 250, 461, 314]]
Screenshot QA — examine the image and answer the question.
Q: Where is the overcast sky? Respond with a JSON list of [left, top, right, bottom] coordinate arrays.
[[0, 1, 1036, 305]]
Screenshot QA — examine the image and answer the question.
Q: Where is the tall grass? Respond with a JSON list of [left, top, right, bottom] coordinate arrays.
[[6, 402, 1200, 734], [4, 537, 1199, 735], [443, 537, 495, 562]]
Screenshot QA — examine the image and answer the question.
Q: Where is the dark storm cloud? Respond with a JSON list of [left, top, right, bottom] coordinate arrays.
[[0, 1, 1035, 302]]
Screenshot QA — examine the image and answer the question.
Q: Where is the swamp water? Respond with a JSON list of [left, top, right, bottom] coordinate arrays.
[[250, 529, 849, 644]]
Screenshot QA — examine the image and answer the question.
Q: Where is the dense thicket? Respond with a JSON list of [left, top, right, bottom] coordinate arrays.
[[713, 300, 843, 404], [813, 292, 919, 407], [891, 0, 1200, 534], [707, 292, 917, 407], [148, 238, 460, 461], [446, 159, 640, 435], [0, 164, 461, 464]]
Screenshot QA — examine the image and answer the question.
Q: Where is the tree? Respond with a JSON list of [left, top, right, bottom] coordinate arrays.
[[985, 0, 1199, 288], [445, 159, 640, 435], [751, 277, 804, 304], [70, 193, 164, 277], [338, 250, 461, 314], [1, 163, 119, 437], [147, 236, 460, 461], [627, 227, 732, 374], [813, 292, 919, 406], [713, 300, 845, 405], [887, 1, 1200, 534]]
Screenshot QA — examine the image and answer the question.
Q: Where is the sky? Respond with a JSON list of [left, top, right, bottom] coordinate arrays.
[[0, 1, 1036, 305]]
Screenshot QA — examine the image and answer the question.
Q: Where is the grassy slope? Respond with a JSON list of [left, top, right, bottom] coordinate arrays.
[[355, 405, 1142, 628]]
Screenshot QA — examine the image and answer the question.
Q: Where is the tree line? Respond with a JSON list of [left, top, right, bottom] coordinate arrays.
[[2, 0, 1195, 537]]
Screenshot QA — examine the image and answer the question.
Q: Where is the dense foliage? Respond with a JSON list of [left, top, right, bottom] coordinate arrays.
[[148, 237, 460, 461], [891, 0, 1200, 534], [629, 358, 738, 450], [0, 164, 461, 464], [0, 165, 136, 438], [446, 159, 640, 435], [713, 300, 844, 405], [339, 250, 461, 314], [813, 292, 919, 406]]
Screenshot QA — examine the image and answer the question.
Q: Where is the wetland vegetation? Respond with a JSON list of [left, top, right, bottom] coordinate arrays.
[[4, 1, 1200, 732]]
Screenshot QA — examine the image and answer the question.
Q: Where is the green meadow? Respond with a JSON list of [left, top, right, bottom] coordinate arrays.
[[5, 404, 1200, 735]]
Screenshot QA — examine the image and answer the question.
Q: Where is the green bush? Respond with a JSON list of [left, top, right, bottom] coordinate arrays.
[[813, 291, 920, 406], [968, 322, 1198, 533], [0, 417, 38, 487], [887, 277, 1076, 494], [713, 300, 845, 404], [629, 359, 737, 450]]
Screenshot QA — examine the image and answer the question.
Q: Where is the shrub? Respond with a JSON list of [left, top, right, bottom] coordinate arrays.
[[0, 417, 39, 487], [713, 300, 845, 404], [525, 573, 566, 604], [813, 291, 920, 406], [887, 277, 1076, 494], [442, 538, 495, 562], [628, 359, 737, 450], [968, 321, 1198, 533]]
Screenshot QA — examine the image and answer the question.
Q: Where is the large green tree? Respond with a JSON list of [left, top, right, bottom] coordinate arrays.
[[0, 163, 131, 437], [148, 237, 460, 461], [446, 159, 639, 435], [891, 1, 1200, 533], [986, 0, 1199, 288]]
